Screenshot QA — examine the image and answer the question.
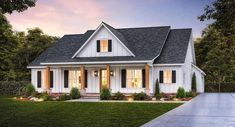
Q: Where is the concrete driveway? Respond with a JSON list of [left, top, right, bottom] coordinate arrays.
[[142, 93, 235, 127]]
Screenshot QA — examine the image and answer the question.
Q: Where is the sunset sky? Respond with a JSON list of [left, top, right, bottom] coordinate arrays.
[[6, 0, 214, 38]]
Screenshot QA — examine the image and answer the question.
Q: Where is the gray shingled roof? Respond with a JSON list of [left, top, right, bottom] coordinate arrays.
[[154, 29, 192, 64], [28, 23, 192, 66]]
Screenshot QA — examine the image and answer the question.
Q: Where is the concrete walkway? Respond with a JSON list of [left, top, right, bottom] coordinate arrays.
[[142, 93, 235, 127]]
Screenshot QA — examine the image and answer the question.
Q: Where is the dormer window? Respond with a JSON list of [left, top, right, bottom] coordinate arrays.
[[97, 40, 112, 53]]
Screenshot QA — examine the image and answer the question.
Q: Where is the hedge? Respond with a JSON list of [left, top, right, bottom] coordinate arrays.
[[0, 81, 29, 95], [205, 83, 235, 92]]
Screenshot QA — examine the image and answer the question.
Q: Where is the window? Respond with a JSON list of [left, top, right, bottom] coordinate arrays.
[[101, 69, 107, 87], [97, 40, 112, 52], [164, 70, 172, 83], [69, 70, 81, 89], [126, 69, 142, 88], [159, 70, 176, 84], [37, 71, 41, 88]]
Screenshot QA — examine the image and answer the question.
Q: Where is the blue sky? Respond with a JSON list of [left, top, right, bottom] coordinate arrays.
[[6, 0, 214, 38]]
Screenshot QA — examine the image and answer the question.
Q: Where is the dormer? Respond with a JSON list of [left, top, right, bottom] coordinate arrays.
[[72, 22, 134, 58]]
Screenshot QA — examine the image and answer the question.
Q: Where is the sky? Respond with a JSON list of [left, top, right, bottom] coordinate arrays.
[[6, 0, 214, 38]]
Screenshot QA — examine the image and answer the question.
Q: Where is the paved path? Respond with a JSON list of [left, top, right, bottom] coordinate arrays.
[[142, 93, 235, 127]]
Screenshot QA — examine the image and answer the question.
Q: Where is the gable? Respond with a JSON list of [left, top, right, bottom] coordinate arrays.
[[75, 25, 133, 58]]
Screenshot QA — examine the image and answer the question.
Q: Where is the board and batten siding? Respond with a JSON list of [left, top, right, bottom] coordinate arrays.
[[76, 26, 132, 57], [153, 66, 183, 93]]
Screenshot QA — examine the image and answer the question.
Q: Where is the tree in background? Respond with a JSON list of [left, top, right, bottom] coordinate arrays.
[[195, 0, 235, 83], [0, 0, 36, 14], [191, 73, 197, 93]]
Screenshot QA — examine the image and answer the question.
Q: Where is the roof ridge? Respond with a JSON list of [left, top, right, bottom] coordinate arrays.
[[116, 26, 171, 30]]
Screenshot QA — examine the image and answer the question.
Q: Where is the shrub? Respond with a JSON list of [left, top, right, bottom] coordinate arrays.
[[192, 73, 197, 93], [59, 94, 71, 101], [0, 81, 29, 95], [70, 87, 81, 99], [100, 87, 111, 100], [186, 91, 197, 97], [112, 91, 125, 100], [41, 92, 51, 101], [132, 92, 149, 100], [176, 87, 186, 98], [22, 83, 35, 96], [154, 79, 160, 96], [155, 92, 164, 100]]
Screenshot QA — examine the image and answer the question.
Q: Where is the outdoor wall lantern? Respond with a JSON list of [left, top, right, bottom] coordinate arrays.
[[94, 70, 98, 77], [110, 70, 115, 76]]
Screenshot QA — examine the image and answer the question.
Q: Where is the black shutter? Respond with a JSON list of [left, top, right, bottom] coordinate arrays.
[[50, 71, 53, 88], [159, 71, 163, 83], [64, 70, 69, 88], [37, 71, 41, 88], [97, 40, 100, 52], [85, 70, 88, 88], [142, 69, 146, 88], [121, 69, 126, 88], [108, 40, 112, 52], [172, 70, 176, 83]]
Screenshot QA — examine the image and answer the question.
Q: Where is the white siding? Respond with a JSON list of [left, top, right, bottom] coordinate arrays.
[[192, 66, 205, 93], [153, 66, 183, 93], [77, 26, 132, 57]]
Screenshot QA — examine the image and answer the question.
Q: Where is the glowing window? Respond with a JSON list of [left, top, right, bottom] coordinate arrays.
[[163, 70, 172, 84], [127, 69, 142, 88], [100, 40, 108, 52], [69, 70, 81, 89]]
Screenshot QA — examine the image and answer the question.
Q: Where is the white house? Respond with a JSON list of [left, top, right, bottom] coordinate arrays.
[[27, 22, 205, 95]]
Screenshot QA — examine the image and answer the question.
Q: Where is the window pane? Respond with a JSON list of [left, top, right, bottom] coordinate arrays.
[[126, 69, 142, 88], [101, 70, 107, 87], [164, 70, 172, 84], [100, 40, 108, 52], [69, 70, 81, 89]]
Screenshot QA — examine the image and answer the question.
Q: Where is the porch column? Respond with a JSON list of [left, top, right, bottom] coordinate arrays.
[[45, 66, 50, 92], [80, 65, 85, 89], [145, 64, 150, 90], [106, 65, 110, 89]]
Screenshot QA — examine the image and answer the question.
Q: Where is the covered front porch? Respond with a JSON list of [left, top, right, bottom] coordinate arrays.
[[31, 64, 153, 96]]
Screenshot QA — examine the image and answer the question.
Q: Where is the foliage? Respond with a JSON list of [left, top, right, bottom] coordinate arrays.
[[195, 0, 235, 83], [112, 91, 125, 100], [70, 87, 80, 99], [176, 87, 186, 98], [0, 0, 36, 14], [59, 94, 71, 101], [132, 92, 149, 100], [154, 79, 160, 96], [100, 87, 111, 100], [185, 91, 196, 98], [0, 81, 28, 95], [41, 92, 51, 101], [191, 73, 197, 92], [22, 83, 35, 96], [155, 93, 163, 100]]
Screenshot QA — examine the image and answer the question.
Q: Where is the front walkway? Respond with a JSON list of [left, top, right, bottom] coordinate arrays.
[[142, 93, 235, 127]]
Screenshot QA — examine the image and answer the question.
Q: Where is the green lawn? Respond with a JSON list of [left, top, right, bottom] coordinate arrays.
[[0, 96, 181, 127]]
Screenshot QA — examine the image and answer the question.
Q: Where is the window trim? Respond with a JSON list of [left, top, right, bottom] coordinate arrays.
[[97, 39, 112, 53], [126, 69, 143, 88], [159, 70, 176, 84]]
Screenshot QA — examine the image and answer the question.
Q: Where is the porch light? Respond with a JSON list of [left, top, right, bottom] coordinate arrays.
[[94, 70, 98, 77], [110, 70, 115, 76]]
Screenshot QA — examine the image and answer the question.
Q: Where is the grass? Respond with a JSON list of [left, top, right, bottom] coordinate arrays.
[[0, 96, 181, 127]]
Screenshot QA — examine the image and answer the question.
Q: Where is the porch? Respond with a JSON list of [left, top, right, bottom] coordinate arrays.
[[31, 64, 152, 95]]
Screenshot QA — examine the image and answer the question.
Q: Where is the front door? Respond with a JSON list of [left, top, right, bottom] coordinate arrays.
[[100, 69, 107, 90]]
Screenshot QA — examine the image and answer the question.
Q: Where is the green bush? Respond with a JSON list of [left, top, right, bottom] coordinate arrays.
[[186, 91, 196, 97], [59, 94, 71, 101], [154, 79, 160, 96], [22, 83, 35, 96], [41, 92, 51, 101], [155, 92, 164, 100], [0, 81, 29, 95], [70, 87, 81, 99], [132, 92, 149, 100], [192, 73, 197, 93], [100, 87, 111, 100], [112, 91, 125, 100], [176, 87, 186, 98]]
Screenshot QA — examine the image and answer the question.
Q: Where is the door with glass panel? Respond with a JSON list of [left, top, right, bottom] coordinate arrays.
[[69, 70, 81, 89], [100, 69, 107, 90]]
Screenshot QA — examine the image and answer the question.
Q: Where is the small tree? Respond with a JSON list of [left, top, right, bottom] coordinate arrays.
[[155, 79, 160, 96], [100, 87, 111, 100], [70, 87, 80, 99], [176, 87, 186, 98], [191, 73, 197, 93]]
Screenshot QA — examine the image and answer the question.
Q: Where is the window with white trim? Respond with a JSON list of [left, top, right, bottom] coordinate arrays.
[[126, 69, 142, 88]]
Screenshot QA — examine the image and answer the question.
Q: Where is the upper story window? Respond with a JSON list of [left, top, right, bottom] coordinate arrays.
[[159, 70, 176, 84], [97, 40, 112, 53]]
